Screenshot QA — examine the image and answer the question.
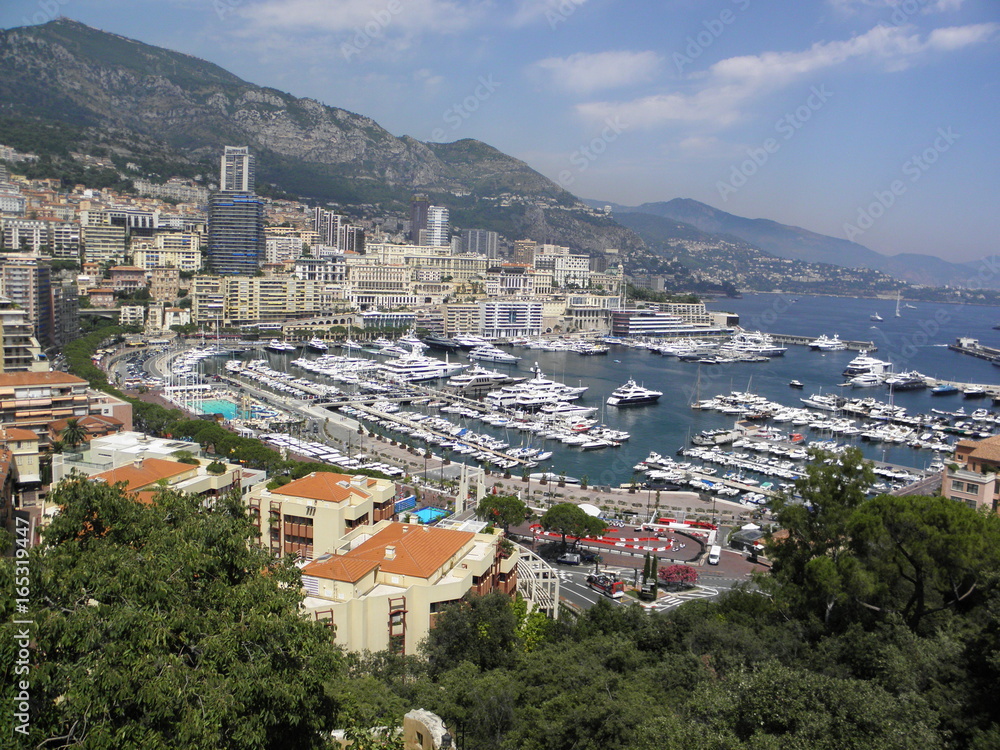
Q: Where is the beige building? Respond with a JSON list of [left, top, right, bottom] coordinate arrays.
[[131, 232, 203, 271], [81, 215, 126, 266], [190, 274, 324, 326], [942, 435, 1000, 512], [246, 471, 397, 560], [299, 519, 518, 655], [150, 267, 181, 302]]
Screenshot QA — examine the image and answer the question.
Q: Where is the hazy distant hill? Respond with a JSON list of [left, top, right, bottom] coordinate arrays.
[[590, 197, 991, 288], [0, 19, 644, 255]]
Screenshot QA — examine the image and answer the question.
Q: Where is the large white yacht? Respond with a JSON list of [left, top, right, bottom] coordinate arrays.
[[446, 365, 511, 389], [719, 331, 787, 357], [843, 351, 892, 376], [264, 339, 297, 353], [379, 349, 467, 382], [606, 379, 663, 406], [467, 345, 521, 364], [306, 337, 329, 352], [484, 365, 587, 409], [453, 334, 492, 350]]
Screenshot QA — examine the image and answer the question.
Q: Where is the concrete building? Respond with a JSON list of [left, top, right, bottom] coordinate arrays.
[[220, 145, 255, 193], [423, 206, 449, 247], [480, 300, 543, 339], [462, 228, 499, 259], [149, 267, 181, 302], [207, 192, 265, 275], [0, 297, 46, 373], [553, 254, 592, 289], [131, 232, 202, 272], [485, 264, 535, 297], [409, 194, 430, 244], [119, 305, 146, 328], [942, 435, 1000, 512], [81, 215, 127, 266], [190, 274, 324, 326], [109, 266, 147, 293], [0, 256, 52, 347], [512, 239, 536, 266], [298, 518, 518, 655]]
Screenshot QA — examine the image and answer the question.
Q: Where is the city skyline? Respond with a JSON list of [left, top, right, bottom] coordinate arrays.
[[1, 1, 997, 263]]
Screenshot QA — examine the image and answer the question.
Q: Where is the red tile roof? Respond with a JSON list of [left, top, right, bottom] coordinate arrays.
[[275, 472, 371, 503], [92, 458, 193, 493]]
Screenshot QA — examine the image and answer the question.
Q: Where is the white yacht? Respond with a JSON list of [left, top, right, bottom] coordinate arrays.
[[843, 351, 892, 376], [809, 334, 847, 351], [453, 334, 492, 350], [606, 379, 663, 406], [538, 401, 599, 418], [445, 365, 511, 389], [264, 339, 297, 353], [850, 372, 884, 388], [467, 345, 521, 364], [379, 350, 467, 382], [484, 364, 587, 409], [720, 330, 787, 357], [306, 337, 329, 352], [800, 393, 842, 411]]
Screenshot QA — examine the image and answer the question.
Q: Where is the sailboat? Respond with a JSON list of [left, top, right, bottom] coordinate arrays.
[[895, 292, 902, 318]]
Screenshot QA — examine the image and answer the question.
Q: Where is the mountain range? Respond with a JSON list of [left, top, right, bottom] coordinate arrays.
[[590, 198, 993, 289], [0, 19, 643, 256], [0, 19, 988, 290]]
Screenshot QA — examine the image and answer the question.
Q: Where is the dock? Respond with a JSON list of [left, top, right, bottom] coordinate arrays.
[[947, 340, 1000, 362], [769, 333, 877, 351]]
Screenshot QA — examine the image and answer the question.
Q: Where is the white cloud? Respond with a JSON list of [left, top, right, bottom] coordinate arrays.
[[511, 0, 589, 27], [238, 0, 485, 36], [531, 50, 661, 93], [576, 23, 997, 129]]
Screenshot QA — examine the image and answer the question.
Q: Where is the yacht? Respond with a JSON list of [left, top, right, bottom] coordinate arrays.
[[379, 350, 467, 382], [306, 337, 329, 352], [931, 383, 959, 396], [719, 330, 787, 357], [606, 379, 663, 406], [885, 371, 927, 391], [264, 339, 297, 353], [843, 351, 892, 376], [800, 393, 843, 412], [850, 372, 884, 388], [538, 401, 599, 418], [467, 345, 521, 364], [483, 364, 587, 409], [421, 334, 460, 352], [453, 334, 492, 350], [789, 380, 804, 389], [870, 312, 884, 322], [445, 365, 512, 389]]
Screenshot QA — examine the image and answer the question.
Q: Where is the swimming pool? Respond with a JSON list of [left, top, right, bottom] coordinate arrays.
[[412, 507, 449, 524], [198, 398, 240, 419]]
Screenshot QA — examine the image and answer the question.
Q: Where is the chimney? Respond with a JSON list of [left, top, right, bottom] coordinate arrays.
[[133, 457, 144, 470], [384, 545, 396, 560]]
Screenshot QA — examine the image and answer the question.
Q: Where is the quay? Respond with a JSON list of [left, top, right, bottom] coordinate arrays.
[[947, 338, 1000, 362], [768, 333, 876, 351]]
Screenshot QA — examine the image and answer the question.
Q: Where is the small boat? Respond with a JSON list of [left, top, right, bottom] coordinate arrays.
[[789, 380, 804, 389], [931, 383, 959, 396], [870, 313, 884, 322]]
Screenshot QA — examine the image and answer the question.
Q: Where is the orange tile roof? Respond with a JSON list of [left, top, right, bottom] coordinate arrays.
[[92, 458, 193, 493], [301, 555, 380, 583], [349, 523, 474, 579], [0, 371, 87, 388], [0, 427, 39, 441], [276, 472, 371, 503], [969, 435, 1000, 464]]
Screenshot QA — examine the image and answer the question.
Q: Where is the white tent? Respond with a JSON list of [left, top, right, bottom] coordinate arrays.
[[741, 523, 761, 531], [578, 502, 602, 517]]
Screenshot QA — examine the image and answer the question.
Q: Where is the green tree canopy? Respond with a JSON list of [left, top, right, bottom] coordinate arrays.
[[540, 503, 607, 550], [1, 479, 345, 748], [475, 493, 527, 532]]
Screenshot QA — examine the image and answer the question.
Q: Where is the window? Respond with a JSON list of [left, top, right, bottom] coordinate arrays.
[[967, 484, 979, 495], [951, 481, 965, 492]]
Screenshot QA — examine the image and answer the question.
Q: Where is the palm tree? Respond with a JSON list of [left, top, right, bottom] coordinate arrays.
[[60, 418, 87, 451]]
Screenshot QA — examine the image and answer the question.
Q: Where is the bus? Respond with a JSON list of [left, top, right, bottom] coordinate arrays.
[[587, 574, 625, 599]]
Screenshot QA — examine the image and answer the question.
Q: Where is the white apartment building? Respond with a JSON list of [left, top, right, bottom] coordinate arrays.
[[480, 300, 543, 339], [131, 232, 203, 271]]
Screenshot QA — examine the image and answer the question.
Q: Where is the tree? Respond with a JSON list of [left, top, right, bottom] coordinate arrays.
[[59, 417, 87, 450], [766, 447, 875, 627], [475, 493, 527, 533], [846, 494, 1000, 632], [420, 592, 520, 676], [1, 479, 345, 747], [658, 564, 698, 589], [540, 503, 607, 550]]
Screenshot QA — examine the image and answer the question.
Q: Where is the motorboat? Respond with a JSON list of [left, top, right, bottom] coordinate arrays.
[[306, 337, 329, 352], [453, 334, 492, 350], [931, 383, 959, 396], [445, 365, 511, 389], [606, 379, 663, 406], [264, 339, 297, 353], [850, 372, 884, 388], [789, 380, 804, 389], [884, 371, 927, 391], [870, 313, 884, 322]]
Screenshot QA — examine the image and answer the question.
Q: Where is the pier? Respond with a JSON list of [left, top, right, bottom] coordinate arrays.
[[768, 333, 877, 351], [947, 338, 1000, 362]]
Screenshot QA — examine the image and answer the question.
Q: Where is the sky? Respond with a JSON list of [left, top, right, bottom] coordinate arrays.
[[2, 0, 998, 263]]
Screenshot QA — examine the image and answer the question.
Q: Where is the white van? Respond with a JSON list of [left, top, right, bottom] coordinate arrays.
[[707, 545, 721, 565]]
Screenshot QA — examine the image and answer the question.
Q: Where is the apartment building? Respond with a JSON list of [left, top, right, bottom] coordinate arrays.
[[81, 213, 127, 266], [299, 519, 518, 654], [485, 264, 535, 297], [150, 267, 181, 302], [190, 274, 323, 326], [942, 435, 1000, 512], [131, 231, 203, 271], [119, 305, 146, 328], [0, 256, 52, 347], [0, 297, 46, 373], [109, 266, 147, 293], [480, 300, 543, 339]]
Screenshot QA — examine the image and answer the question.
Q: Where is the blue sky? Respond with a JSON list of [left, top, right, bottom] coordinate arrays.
[[2, 0, 998, 263]]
